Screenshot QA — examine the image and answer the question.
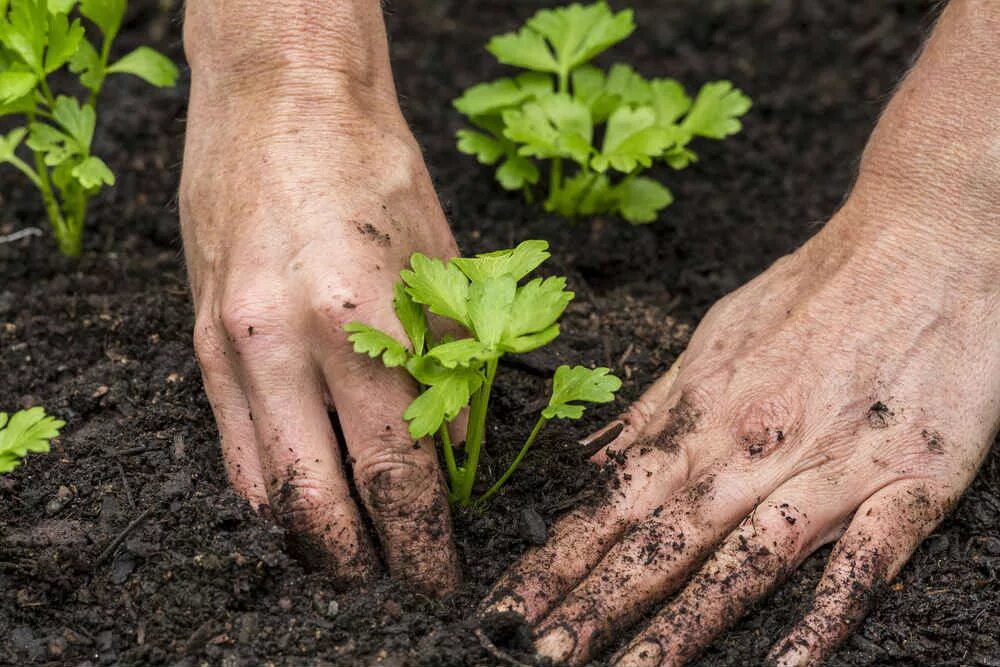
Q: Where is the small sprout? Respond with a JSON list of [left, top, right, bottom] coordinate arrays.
[[453, 1, 751, 224], [0, 0, 179, 256], [0, 406, 64, 473], [345, 240, 622, 507]]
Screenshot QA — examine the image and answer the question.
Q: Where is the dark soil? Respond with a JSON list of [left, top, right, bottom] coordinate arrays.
[[2, 1, 998, 666]]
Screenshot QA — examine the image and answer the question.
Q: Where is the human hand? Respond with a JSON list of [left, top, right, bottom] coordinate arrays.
[[179, 2, 460, 591]]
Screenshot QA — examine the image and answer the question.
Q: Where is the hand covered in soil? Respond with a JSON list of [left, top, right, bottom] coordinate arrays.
[[179, 2, 460, 591], [482, 2, 1000, 664]]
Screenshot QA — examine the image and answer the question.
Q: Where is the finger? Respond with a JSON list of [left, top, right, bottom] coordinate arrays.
[[324, 308, 461, 595], [582, 353, 686, 463], [533, 468, 760, 666], [611, 482, 846, 667], [192, 321, 268, 508], [481, 424, 693, 625], [227, 318, 377, 584], [767, 480, 952, 667]]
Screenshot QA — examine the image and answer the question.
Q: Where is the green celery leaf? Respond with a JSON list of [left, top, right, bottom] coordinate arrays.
[[649, 78, 692, 125], [68, 38, 102, 91], [344, 322, 409, 368], [486, 25, 558, 74], [70, 154, 113, 188], [662, 143, 698, 169], [544, 170, 615, 218], [591, 105, 673, 173], [47, 0, 77, 13], [496, 154, 539, 190], [51, 95, 94, 148], [0, 406, 64, 473], [393, 281, 427, 355], [523, 1, 634, 76], [502, 323, 561, 354], [502, 92, 593, 165], [454, 72, 552, 117], [26, 121, 78, 165], [79, 0, 124, 40], [456, 129, 505, 165], [426, 338, 497, 368], [0, 0, 47, 71], [542, 365, 621, 420], [614, 176, 673, 224], [503, 276, 573, 342], [0, 126, 27, 160], [106, 46, 179, 87], [403, 369, 483, 438], [467, 275, 516, 348], [44, 11, 83, 72], [452, 239, 550, 282], [682, 80, 752, 139], [401, 253, 470, 327], [0, 69, 36, 103]]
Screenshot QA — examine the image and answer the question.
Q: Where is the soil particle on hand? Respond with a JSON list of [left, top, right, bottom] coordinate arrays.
[[354, 220, 392, 247], [866, 401, 894, 429]]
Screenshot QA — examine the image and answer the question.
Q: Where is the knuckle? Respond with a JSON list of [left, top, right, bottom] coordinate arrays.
[[192, 320, 228, 372], [218, 287, 286, 346], [749, 501, 809, 553], [270, 477, 344, 532], [729, 389, 805, 460], [353, 446, 440, 518]]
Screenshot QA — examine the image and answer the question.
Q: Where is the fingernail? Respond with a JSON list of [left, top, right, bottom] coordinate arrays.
[[483, 595, 527, 617], [614, 640, 664, 667], [534, 626, 576, 663], [580, 421, 625, 456]]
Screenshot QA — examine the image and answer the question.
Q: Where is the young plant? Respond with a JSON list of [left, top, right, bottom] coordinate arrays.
[[453, 1, 751, 224], [345, 240, 621, 507], [0, 0, 179, 256], [0, 406, 64, 473]]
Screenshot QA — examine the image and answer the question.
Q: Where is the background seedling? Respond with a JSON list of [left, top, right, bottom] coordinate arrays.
[[0, 406, 63, 473]]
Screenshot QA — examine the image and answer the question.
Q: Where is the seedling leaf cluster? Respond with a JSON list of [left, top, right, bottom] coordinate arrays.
[[0, 0, 179, 256], [346, 240, 621, 506], [0, 406, 64, 473], [454, 1, 751, 224]]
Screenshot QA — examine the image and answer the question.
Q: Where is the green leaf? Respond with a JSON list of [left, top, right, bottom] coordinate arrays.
[[662, 143, 698, 169], [44, 11, 83, 72], [542, 365, 621, 420], [401, 253, 470, 327], [571, 63, 650, 124], [682, 80, 752, 139], [0, 126, 27, 160], [452, 239, 550, 282], [467, 275, 516, 348], [0, 406, 64, 474], [26, 121, 78, 165], [79, 0, 125, 40], [502, 93, 593, 165], [649, 78, 692, 125], [0, 69, 37, 103], [544, 170, 615, 218], [496, 154, 539, 190], [403, 369, 483, 439], [47, 0, 77, 13], [591, 105, 673, 173], [51, 95, 94, 148], [426, 338, 497, 368], [494, 1, 634, 77], [0, 0, 48, 71], [614, 176, 673, 224], [456, 129, 505, 165], [393, 281, 427, 356], [68, 38, 102, 91], [343, 322, 408, 368], [502, 323, 561, 354], [70, 154, 113, 188], [503, 276, 573, 342], [454, 72, 552, 117], [106, 46, 179, 87]]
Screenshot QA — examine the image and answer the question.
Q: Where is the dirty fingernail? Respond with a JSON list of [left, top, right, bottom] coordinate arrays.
[[770, 642, 810, 667], [534, 626, 576, 663], [580, 421, 625, 456], [614, 640, 664, 667], [483, 595, 527, 617]]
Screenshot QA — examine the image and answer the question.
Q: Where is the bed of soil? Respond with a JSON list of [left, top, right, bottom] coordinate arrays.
[[2, 1, 998, 666]]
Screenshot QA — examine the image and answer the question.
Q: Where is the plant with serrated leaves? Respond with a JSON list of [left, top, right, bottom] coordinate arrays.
[[0, 406, 64, 473], [0, 0, 178, 256], [453, 1, 751, 224], [345, 240, 621, 507]]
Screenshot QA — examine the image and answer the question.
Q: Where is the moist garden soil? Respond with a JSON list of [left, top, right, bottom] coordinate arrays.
[[2, 1, 998, 665]]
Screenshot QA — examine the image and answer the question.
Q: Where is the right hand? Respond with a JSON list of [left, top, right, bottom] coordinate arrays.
[[179, 3, 461, 592]]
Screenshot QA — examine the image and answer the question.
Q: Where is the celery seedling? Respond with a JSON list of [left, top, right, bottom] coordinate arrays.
[[0, 0, 179, 256], [454, 1, 751, 224], [345, 240, 621, 507], [0, 406, 64, 473]]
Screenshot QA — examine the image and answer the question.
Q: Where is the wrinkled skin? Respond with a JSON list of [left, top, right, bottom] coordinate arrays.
[[179, 3, 461, 590], [483, 2, 1000, 664]]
